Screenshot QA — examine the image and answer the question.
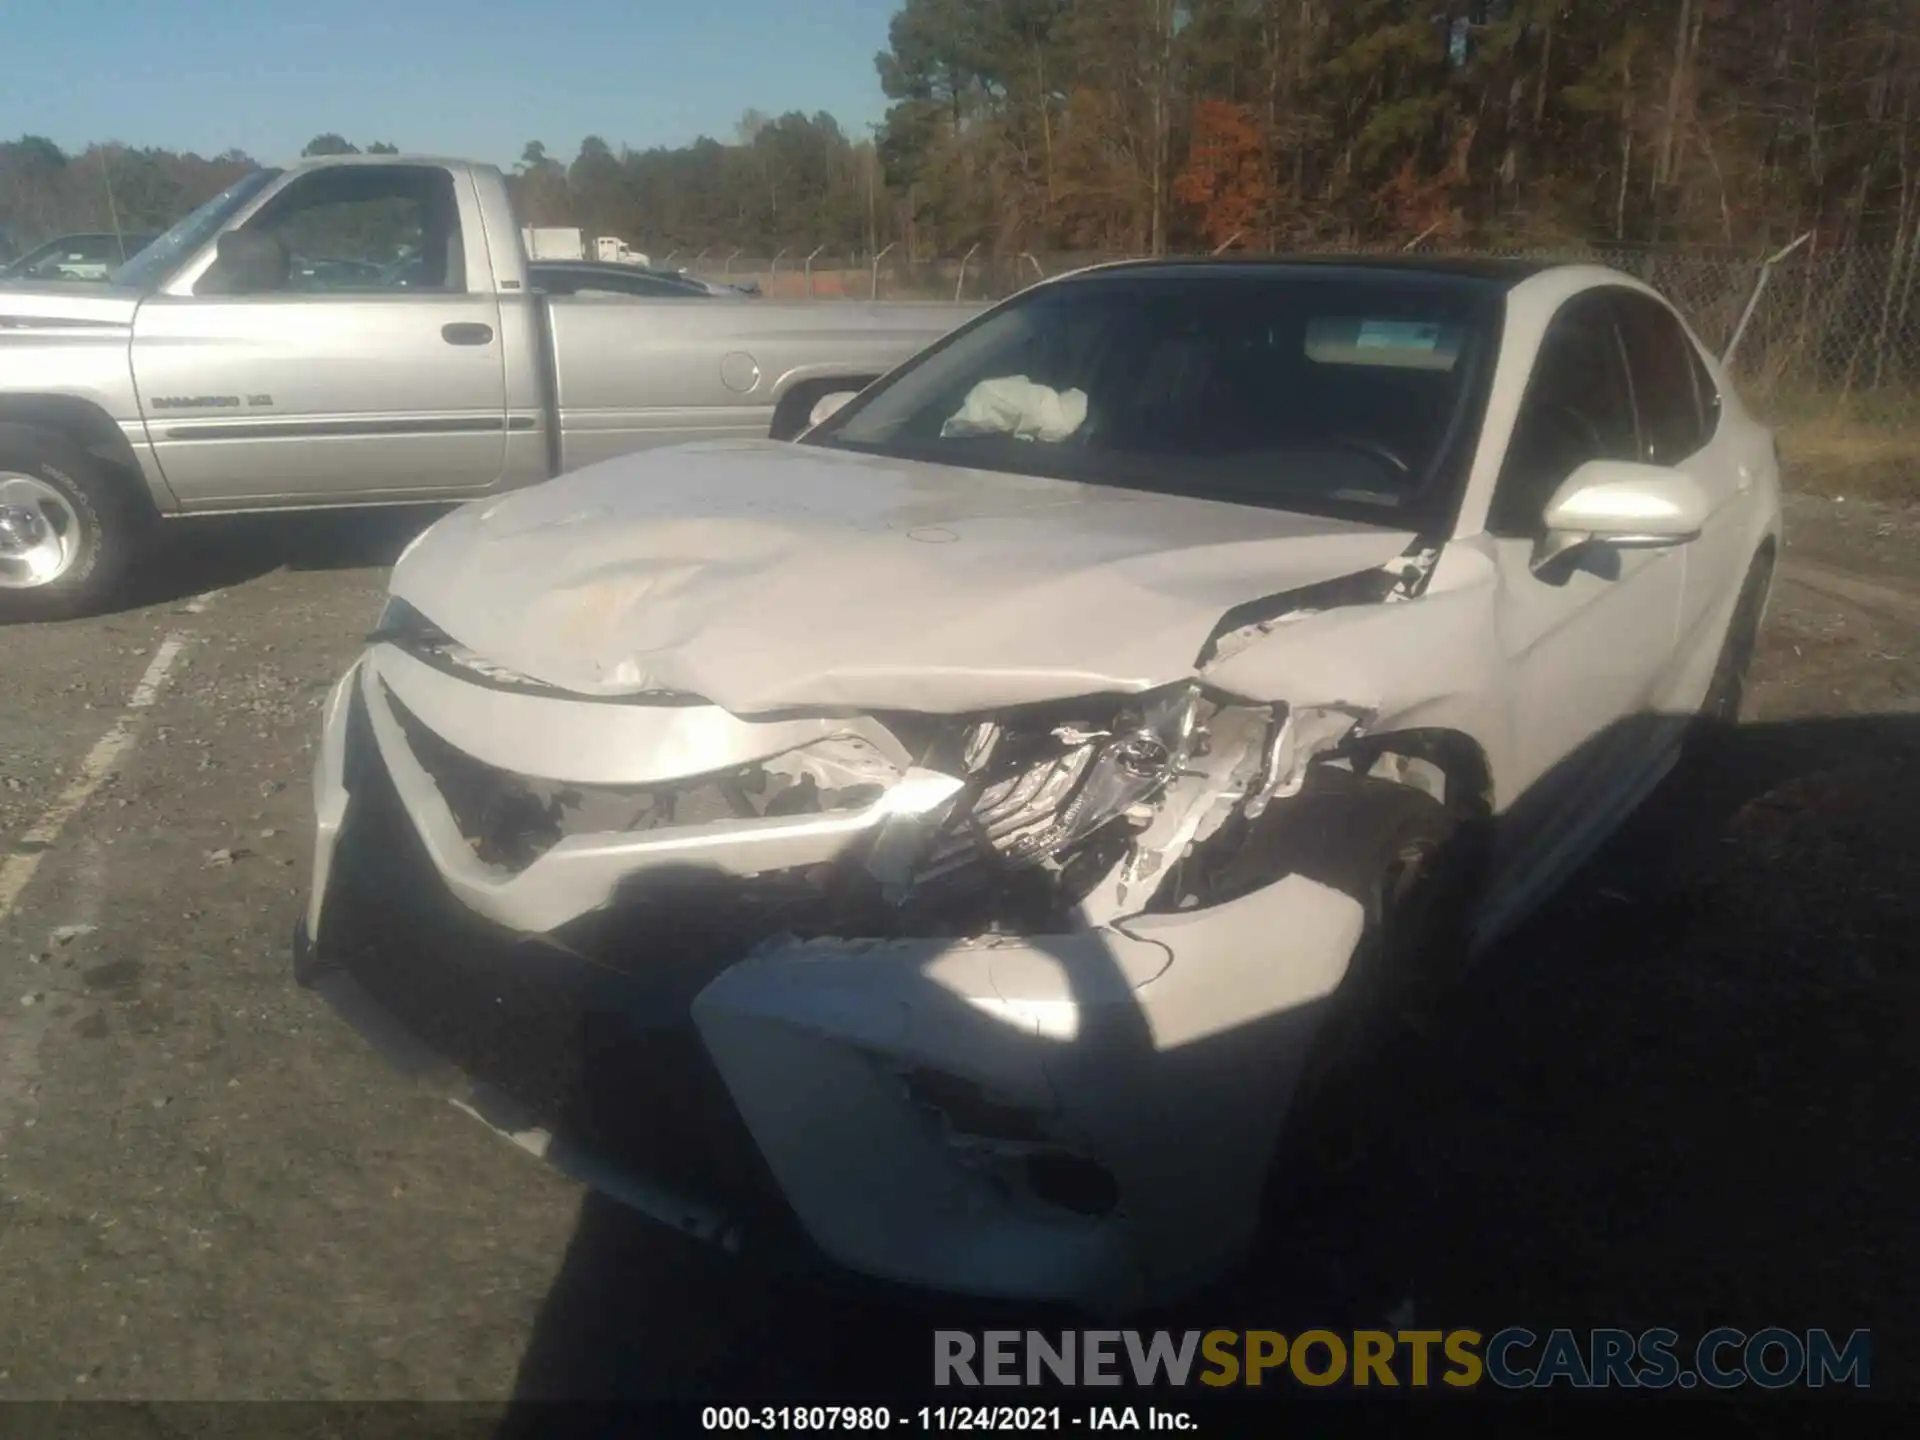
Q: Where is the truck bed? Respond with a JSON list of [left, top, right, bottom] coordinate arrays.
[[541, 296, 981, 472]]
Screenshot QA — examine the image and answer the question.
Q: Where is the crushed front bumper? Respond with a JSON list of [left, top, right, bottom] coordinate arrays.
[[298, 655, 1368, 1315]]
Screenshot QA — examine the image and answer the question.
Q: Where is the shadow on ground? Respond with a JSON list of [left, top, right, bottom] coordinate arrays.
[[119, 506, 448, 612], [423, 709, 1914, 1415]]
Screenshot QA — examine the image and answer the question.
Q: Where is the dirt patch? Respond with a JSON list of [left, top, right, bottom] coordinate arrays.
[[81, 958, 143, 990], [1780, 490, 1920, 590], [1778, 417, 1920, 504]]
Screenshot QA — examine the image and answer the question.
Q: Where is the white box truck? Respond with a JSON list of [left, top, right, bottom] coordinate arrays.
[[521, 226, 586, 261]]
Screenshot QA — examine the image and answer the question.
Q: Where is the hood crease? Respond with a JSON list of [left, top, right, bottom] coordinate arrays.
[[391, 441, 1420, 715]]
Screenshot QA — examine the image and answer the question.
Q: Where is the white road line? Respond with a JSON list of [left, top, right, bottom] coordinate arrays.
[[0, 636, 184, 921], [0, 589, 221, 925], [47, 836, 110, 950]]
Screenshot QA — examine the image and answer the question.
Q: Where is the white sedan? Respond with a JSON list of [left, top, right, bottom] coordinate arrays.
[[295, 257, 1780, 1316]]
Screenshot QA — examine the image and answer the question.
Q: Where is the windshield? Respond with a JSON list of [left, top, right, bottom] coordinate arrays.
[[109, 169, 284, 290], [806, 268, 1500, 524]]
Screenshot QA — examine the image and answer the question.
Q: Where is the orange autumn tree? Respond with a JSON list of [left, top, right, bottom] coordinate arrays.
[[1374, 121, 1478, 243], [1174, 100, 1272, 250]]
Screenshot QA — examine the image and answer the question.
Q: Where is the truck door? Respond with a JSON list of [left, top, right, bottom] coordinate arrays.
[[131, 163, 509, 508]]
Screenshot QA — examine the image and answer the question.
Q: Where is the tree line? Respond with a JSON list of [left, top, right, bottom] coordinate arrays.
[[6, 1, 1918, 266], [872, 0, 1920, 259]]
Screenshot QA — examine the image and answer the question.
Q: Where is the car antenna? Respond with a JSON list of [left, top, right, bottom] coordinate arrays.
[[99, 148, 131, 266]]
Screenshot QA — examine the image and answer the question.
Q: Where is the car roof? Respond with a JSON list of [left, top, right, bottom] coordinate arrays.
[[531, 260, 681, 274], [285, 153, 473, 171], [1054, 255, 1568, 289], [529, 260, 710, 285], [528, 260, 658, 272]]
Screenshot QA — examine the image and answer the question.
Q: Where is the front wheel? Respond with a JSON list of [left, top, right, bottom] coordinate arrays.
[[1290, 780, 1480, 1107], [0, 427, 144, 622], [1697, 551, 1775, 728]]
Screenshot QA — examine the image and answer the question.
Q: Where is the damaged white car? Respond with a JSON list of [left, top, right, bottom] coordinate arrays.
[[295, 257, 1781, 1316]]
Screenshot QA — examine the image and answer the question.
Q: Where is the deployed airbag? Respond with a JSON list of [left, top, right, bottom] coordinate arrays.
[[942, 376, 1089, 443]]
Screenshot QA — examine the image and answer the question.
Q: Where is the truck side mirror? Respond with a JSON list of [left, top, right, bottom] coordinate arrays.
[[196, 230, 291, 296]]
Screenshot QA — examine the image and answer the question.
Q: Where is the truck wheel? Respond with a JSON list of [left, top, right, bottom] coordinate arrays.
[[769, 377, 876, 442], [0, 427, 144, 622]]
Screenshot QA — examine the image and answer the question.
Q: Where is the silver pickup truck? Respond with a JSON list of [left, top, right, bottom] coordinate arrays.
[[0, 155, 982, 620]]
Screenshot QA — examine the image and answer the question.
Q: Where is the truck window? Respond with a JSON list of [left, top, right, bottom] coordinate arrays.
[[196, 165, 467, 297]]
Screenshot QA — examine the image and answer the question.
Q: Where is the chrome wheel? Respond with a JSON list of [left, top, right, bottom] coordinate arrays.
[[0, 472, 83, 589]]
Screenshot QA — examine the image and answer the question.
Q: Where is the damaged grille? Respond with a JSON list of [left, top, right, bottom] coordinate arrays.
[[891, 687, 1199, 906], [384, 691, 890, 874]]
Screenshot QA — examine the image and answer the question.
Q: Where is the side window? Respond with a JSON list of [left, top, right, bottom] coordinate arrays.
[[196, 166, 466, 297], [1613, 291, 1709, 464], [1488, 293, 1639, 536], [27, 238, 115, 279]]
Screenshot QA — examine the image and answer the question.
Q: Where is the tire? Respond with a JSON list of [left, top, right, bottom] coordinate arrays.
[[0, 425, 145, 622], [768, 377, 875, 442], [1696, 551, 1774, 728], [1284, 771, 1483, 1107]]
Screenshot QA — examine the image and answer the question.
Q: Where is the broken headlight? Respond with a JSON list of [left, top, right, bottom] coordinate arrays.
[[368, 596, 569, 695], [876, 684, 1202, 897], [369, 595, 440, 645]]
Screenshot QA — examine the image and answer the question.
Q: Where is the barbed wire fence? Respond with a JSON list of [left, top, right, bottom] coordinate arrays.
[[662, 239, 1920, 448]]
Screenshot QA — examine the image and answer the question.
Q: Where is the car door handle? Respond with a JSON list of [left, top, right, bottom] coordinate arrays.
[[441, 323, 494, 346]]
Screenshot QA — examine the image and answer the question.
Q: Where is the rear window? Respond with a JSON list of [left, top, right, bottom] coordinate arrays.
[[810, 270, 1500, 524], [1304, 317, 1467, 371]]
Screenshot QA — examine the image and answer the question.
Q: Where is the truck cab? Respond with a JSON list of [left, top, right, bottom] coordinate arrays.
[[594, 236, 648, 265]]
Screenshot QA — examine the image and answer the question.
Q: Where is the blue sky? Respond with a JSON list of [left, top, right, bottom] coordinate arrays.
[[4, 0, 903, 165]]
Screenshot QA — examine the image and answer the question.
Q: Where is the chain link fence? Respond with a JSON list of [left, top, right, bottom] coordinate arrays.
[[677, 241, 1920, 470]]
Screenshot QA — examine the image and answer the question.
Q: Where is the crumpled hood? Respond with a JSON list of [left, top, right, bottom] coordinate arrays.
[[390, 440, 1417, 714]]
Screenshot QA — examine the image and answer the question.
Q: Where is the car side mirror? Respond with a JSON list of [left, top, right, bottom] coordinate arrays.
[[1533, 459, 1709, 571], [807, 390, 860, 430]]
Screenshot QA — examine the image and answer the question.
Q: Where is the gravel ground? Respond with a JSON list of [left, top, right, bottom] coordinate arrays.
[[1778, 489, 1920, 589], [0, 499, 1914, 1417]]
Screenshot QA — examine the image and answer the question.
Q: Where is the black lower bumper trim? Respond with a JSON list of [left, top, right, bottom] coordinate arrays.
[[299, 924, 753, 1252], [296, 685, 817, 1263]]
